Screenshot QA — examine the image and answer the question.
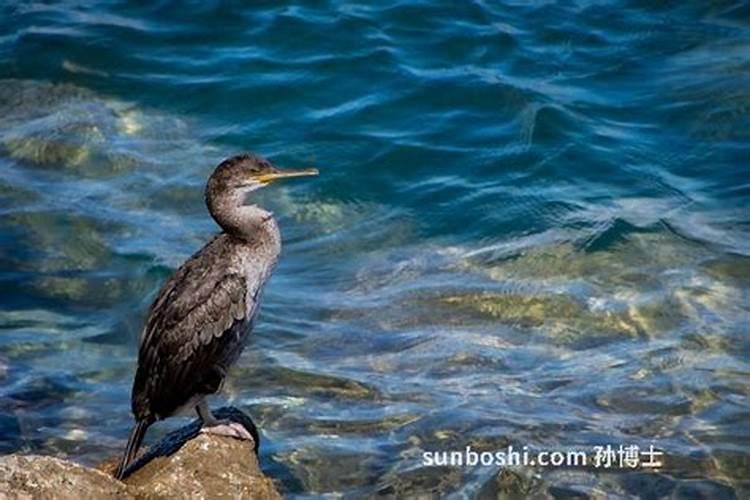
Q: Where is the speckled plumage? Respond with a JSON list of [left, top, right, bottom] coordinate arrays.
[[133, 229, 279, 421], [114, 154, 302, 480]]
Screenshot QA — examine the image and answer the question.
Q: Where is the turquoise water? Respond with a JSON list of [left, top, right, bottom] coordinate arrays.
[[0, 1, 748, 497]]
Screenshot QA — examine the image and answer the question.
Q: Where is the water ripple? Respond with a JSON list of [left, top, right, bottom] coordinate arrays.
[[0, 1, 748, 498]]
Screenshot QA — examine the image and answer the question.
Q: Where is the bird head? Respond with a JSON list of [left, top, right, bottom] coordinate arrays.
[[208, 153, 318, 196]]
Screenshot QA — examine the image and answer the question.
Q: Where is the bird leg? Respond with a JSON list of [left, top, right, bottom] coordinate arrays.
[[196, 400, 255, 442]]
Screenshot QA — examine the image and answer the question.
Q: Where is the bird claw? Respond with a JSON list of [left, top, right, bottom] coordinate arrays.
[[200, 420, 255, 442]]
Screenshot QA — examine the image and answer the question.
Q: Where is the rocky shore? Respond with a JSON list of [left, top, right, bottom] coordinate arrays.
[[0, 407, 280, 499]]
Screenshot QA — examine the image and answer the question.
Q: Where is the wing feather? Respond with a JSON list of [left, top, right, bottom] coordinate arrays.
[[131, 240, 258, 419]]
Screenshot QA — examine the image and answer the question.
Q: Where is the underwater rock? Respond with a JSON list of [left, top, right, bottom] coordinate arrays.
[[476, 468, 539, 500], [0, 78, 192, 177], [0, 407, 280, 499]]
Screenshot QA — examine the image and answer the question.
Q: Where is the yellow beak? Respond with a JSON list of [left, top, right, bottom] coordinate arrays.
[[256, 167, 319, 184]]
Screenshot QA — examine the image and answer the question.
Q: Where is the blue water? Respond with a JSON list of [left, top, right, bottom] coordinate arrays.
[[0, 1, 748, 497]]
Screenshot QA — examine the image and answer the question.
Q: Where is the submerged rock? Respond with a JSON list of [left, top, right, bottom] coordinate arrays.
[[0, 78, 209, 182], [0, 407, 280, 499]]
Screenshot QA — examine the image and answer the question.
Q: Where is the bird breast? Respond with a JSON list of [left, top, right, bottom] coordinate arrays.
[[238, 217, 281, 317]]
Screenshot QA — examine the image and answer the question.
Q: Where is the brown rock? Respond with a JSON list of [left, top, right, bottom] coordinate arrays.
[[0, 407, 280, 499], [0, 454, 132, 500], [125, 433, 279, 500]]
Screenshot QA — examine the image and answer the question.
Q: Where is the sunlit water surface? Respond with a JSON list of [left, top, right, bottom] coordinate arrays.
[[0, 1, 748, 498]]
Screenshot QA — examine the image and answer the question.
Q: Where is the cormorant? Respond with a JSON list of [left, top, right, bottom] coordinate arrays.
[[114, 153, 318, 480]]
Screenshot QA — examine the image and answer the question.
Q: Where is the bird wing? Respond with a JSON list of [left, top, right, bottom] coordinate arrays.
[[132, 241, 257, 419]]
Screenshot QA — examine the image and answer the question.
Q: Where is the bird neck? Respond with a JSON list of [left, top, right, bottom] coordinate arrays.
[[206, 189, 274, 243]]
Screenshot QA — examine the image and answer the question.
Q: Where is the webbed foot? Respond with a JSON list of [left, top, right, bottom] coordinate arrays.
[[200, 419, 255, 441]]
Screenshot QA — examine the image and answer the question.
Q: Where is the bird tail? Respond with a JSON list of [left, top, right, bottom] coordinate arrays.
[[114, 419, 151, 480]]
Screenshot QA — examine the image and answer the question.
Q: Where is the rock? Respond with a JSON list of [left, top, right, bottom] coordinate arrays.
[[123, 433, 278, 500], [0, 454, 132, 499], [0, 407, 280, 499], [477, 468, 538, 500]]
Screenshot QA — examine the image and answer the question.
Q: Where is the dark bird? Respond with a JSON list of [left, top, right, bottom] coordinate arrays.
[[114, 153, 318, 480]]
